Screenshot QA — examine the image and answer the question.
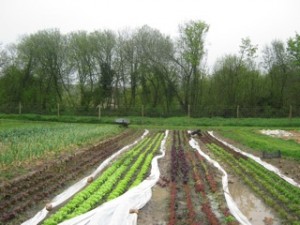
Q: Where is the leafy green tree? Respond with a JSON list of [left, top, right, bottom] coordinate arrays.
[[288, 33, 300, 67], [67, 31, 96, 108], [90, 30, 116, 108], [262, 40, 291, 107], [173, 20, 209, 112], [15, 29, 70, 110]]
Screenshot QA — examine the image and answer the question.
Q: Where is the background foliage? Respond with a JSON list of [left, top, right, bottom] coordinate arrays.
[[0, 21, 299, 117]]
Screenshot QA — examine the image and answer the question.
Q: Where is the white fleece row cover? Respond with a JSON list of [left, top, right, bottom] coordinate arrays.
[[22, 129, 149, 225], [58, 130, 169, 225], [189, 138, 252, 225], [208, 131, 300, 188]]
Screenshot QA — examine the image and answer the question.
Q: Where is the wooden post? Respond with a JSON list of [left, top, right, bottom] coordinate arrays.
[[141, 105, 144, 124], [97, 105, 101, 119], [57, 103, 60, 117], [237, 105, 240, 118], [289, 105, 292, 120], [188, 104, 191, 118], [19, 102, 22, 115]]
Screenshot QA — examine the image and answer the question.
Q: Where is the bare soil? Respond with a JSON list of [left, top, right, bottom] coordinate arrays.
[[282, 130, 300, 143], [137, 133, 171, 225]]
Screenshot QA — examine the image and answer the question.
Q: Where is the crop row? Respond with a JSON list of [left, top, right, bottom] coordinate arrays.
[[206, 143, 300, 224], [0, 123, 122, 166], [168, 131, 237, 225], [42, 132, 164, 225], [218, 128, 300, 160], [0, 129, 141, 224], [186, 145, 238, 225], [168, 130, 193, 224]]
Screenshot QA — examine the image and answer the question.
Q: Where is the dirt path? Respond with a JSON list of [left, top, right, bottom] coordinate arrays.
[[137, 132, 171, 225]]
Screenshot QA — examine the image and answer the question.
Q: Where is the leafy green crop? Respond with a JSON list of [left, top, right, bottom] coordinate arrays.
[[207, 143, 300, 223], [42, 132, 164, 225], [0, 121, 121, 166], [217, 127, 300, 160]]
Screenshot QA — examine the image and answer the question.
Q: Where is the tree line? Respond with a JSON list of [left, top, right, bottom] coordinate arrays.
[[0, 20, 299, 117]]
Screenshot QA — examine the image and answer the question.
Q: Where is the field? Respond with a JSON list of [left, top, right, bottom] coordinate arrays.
[[0, 117, 300, 225], [0, 120, 124, 181]]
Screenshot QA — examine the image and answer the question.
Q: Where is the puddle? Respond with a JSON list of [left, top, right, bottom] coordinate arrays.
[[229, 176, 281, 225]]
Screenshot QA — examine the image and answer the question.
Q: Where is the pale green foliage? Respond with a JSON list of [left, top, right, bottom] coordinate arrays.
[[0, 121, 121, 165], [288, 33, 300, 66], [179, 20, 209, 67]]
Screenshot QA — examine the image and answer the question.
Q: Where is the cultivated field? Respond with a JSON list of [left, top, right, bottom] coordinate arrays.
[[0, 118, 300, 225]]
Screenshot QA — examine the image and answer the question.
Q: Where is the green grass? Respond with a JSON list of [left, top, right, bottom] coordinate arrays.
[[1, 113, 300, 127], [216, 127, 300, 160], [0, 120, 123, 166]]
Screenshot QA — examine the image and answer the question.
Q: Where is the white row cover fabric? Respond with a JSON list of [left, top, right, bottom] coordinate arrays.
[[189, 137, 252, 225], [59, 130, 169, 225], [22, 129, 149, 225], [260, 129, 293, 137], [209, 131, 300, 188]]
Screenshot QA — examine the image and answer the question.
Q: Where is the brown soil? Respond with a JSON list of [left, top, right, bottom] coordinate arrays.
[[213, 131, 300, 184], [282, 130, 300, 143], [137, 133, 171, 225]]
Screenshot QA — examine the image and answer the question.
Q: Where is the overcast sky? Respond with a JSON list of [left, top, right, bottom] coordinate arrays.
[[1, 0, 300, 68]]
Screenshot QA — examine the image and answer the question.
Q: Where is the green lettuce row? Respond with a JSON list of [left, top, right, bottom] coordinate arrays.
[[43, 133, 162, 225], [207, 144, 300, 223], [67, 133, 163, 217], [210, 144, 300, 205], [130, 133, 163, 188], [106, 133, 164, 200], [207, 144, 291, 220], [43, 135, 153, 225]]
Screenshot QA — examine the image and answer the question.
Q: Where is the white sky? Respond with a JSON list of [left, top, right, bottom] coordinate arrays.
[[1, 0, 300, 69]]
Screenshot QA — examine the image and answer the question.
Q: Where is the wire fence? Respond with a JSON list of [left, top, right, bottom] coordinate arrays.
[[0, 103, 299, 118]]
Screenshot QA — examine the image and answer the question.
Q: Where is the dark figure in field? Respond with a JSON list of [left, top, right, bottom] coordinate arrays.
[[190, 129, 202, 136]]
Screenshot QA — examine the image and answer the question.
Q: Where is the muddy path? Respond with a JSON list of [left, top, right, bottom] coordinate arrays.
[[199, 131, 300, 224], [137, 133, 171, 225], [0, 129, 142, 225], [229, 176, 280, 225], [198, 135, 280, 225]]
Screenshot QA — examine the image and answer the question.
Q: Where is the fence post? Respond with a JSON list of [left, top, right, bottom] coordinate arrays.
[[141, 105, 144, 124], [188, 104, 191, 118], [57, 103, 60, 117], [97, 105, 101, 119], [289, 105, 292, 120], [19, 102, 22, 115], [237, 105, 240, 118]]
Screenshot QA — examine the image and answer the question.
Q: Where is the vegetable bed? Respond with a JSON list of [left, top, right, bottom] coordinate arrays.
[[42, 131, 165, 225], [0, 128, 142, 225], [167, 130, 237, 225], [201, 132, 300, 225]]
